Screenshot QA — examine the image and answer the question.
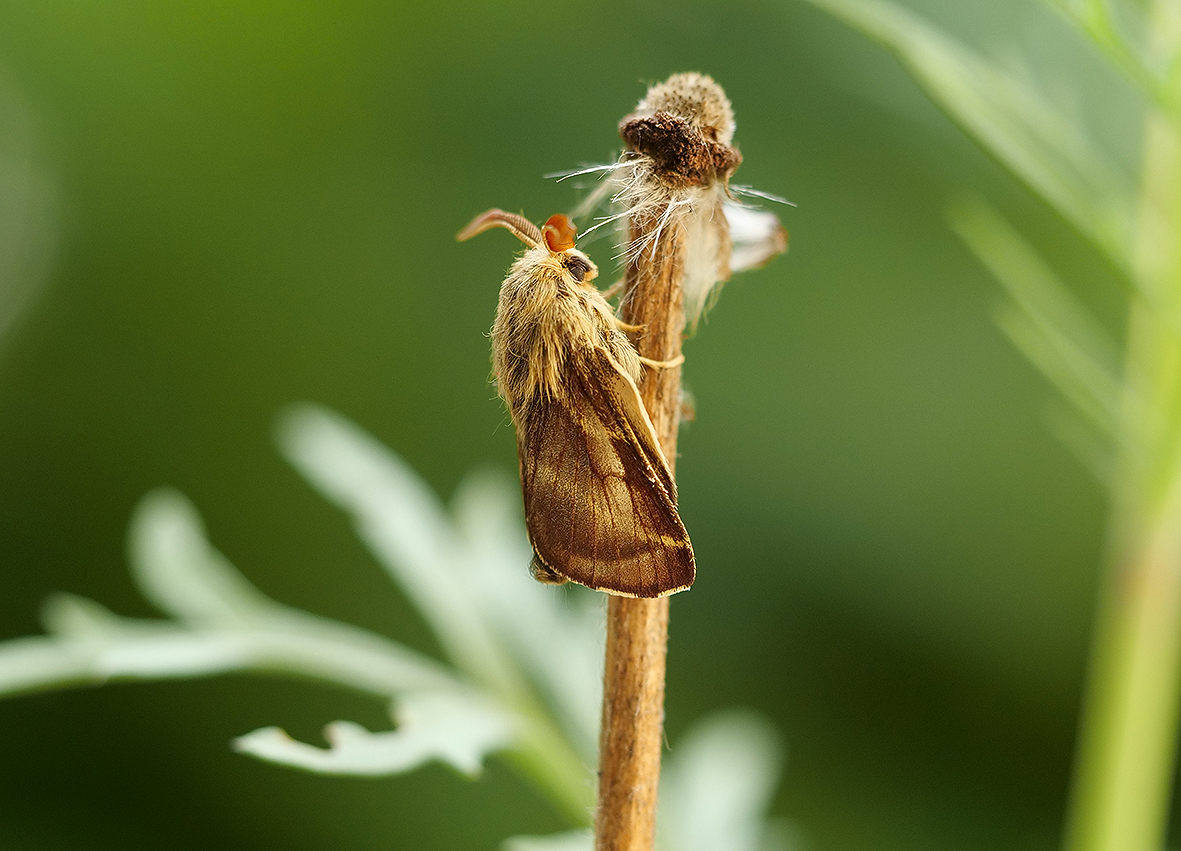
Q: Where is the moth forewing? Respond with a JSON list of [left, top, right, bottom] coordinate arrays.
[[458, 209, 695, 598], [522, 348, 692, 598]]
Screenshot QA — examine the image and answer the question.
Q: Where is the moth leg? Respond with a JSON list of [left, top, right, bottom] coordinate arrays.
[[614, 317, 646, 333], [639, 354, 685, 370], [530, 553, 568, 586]]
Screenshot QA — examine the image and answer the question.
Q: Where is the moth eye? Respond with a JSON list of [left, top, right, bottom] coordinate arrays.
[[564, 256, 590, 283], [543, 214, 577, 253]]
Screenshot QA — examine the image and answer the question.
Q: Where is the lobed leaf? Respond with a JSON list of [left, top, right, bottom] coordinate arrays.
[[658, 711, 789, 851], [0, 492, 460, 700], [277, 403, 523, 695], [234, 690, 515, 777], [0, 405, 792, 841], [450, 469, 604, 757], [130, 488, 277, 625]]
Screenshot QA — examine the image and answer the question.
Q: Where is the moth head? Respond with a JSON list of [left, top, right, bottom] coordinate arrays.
[[458, 209, 596, 285], [542, 214, 597, 285]]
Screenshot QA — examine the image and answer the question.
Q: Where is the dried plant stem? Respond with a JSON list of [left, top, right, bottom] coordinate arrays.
[[592, 72, 761, 851], [597, 595, 671, 850], [595, 212, 688, 850]]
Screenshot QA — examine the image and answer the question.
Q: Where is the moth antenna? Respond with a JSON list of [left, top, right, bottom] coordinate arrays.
[[457, 208, 543, 248], [542, 214, 577, 253]]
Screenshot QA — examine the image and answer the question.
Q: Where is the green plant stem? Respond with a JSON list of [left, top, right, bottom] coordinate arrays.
[[1067, 435, 1181, 851], [1065, 5, 1181, 850]]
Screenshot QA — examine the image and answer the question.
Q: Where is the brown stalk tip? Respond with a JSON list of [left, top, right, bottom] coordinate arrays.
[[619, 72, 742, 187], [619, 113, 742, 187]]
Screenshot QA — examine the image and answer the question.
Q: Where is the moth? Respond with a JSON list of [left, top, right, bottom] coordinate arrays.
[[458, 209, 695, 598]]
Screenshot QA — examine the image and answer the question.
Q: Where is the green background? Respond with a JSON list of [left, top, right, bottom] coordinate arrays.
[[0, 1, 1138, 849]]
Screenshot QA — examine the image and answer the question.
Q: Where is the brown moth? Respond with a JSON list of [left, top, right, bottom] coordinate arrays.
[[458, 209, 695, 598]]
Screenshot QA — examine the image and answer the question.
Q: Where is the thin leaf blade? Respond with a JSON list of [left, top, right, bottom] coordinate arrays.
[[804, 0, 1137, 269]]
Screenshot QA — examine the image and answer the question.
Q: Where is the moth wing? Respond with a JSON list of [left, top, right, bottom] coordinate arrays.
[[520, 347, 695, 597]]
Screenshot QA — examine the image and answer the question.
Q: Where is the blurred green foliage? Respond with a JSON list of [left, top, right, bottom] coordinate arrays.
[[0, 0, 1142, 849]]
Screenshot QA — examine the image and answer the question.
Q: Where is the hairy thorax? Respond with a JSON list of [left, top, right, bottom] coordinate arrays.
[[492, 247, 640, 419]]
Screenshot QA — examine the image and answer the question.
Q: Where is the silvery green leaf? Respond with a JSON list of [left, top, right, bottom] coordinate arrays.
[[130, 488, 276, 625], [278, 403, 522, 694], [0, 636, 83, 696], [128, 488, 457, 693], [0, 591, 456, 699], [0, 606, 262, 697], [0, 487, 461, 700], [450, 469, 604, 758], [502, 830, 593, 851], [42, 590, 140, 636], [803, 0, 1136, 271], [234, 690, 515, 777], [658, 711, 787, 851], [43, 594, 258, 678]]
